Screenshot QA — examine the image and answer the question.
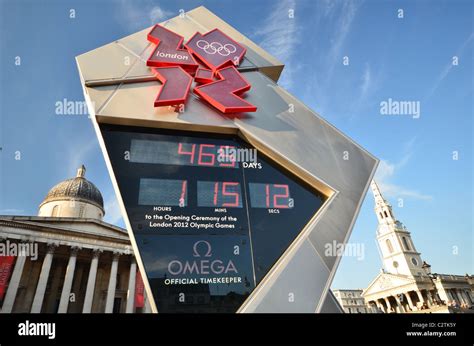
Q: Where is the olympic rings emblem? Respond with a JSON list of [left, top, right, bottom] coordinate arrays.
[[196, 39, 237, 56]]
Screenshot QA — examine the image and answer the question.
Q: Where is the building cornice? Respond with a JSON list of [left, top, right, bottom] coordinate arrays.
[[0, 217, 131, 250]]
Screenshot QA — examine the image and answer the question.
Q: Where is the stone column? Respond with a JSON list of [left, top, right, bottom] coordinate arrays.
[[31, 244, 56, 313], [452, 289, 461, 304], [377, 299, 386, 313], [1, 251, 27, 313], [367, 301, 373, 312], [416, 290, 424, 307], [425, 290, 433, 307], [405, 292, 415, 311], [125, 258, 137, 313], [394, 295, 405, 313], [464, 290, 473, 305], [451, 289, 459, 305], [370, 302, 378, 313], [105, 253, 120, 313], [455, 289, 466, 305], [462, 290, 469, 305], [384, 297, 392, 313], [58, 247, 79, 313], [446, 289, 454, 303], [452, 289, 460, 304], [82, 249, 101, 313], [376, 300, 385, 313]]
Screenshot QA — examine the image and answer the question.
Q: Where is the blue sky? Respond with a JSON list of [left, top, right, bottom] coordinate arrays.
[[0, 0, 472, 289]]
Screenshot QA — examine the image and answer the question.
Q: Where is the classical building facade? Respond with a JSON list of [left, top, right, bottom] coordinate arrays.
[[0, 166, 149, 313], [332, 289, 372, 313], [362, 181, 473, 313]]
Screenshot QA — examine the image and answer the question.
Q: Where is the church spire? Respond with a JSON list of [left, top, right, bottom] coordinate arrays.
[[371, 180, 385, 206], [371, 179, 425, 277], [370, 180, 396, 225]]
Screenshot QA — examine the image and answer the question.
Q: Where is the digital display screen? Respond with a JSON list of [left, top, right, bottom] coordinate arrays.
[[101, 124, 326, 313], [138, 179, 187, 207], [131, 139, 238, 168], [249, 183, 293, 209], [197, 181, 243, 208]]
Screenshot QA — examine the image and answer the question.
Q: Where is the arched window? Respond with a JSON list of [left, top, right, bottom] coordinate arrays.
[[379, 212, 383, 219], [52, 205, 59, 217], [386, 239, 394, 253], [402, 237, 411, 251], [384, 211, 389, 218]]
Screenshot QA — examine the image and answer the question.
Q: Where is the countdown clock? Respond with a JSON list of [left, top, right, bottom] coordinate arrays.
[[102, 124, 326, 312], [76, 7, 378, 313]]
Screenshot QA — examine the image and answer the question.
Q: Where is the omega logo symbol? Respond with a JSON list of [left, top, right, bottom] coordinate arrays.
[[193, 240, 212, 257], [196, 40, 237, 56]]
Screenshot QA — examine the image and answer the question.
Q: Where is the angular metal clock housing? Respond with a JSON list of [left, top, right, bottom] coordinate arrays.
[[76, 6, 378, 313]]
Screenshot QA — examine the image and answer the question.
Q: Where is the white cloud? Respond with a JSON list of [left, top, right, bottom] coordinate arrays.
[[325, 1, 360, 78], [149, 6, 172, 24], [302, 1, 364, 115], [425, 32, 474, 99], [375, 159, 395, 182], [349, 62, 377, 117], [375, 142, 433, 201], [360, 63, 371, 99], [103, 194, 124, 225], [117, 1, 174, 31], [253, 0, 301, 89]]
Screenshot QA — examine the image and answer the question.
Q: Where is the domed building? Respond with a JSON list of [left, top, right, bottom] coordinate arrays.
[[0, 166, 149, 313], [38, 165, 105, 220]]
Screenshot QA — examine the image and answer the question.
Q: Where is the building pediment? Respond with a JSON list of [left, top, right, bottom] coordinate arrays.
[[362, 272, 417, 297]]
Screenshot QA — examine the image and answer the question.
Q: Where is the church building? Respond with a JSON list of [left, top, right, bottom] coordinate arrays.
[[362, 181, 473, 313]]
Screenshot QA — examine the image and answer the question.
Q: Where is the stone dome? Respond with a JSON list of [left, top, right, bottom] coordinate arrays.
[[41, 165, 104, 209], [38, 165, 105, 219]]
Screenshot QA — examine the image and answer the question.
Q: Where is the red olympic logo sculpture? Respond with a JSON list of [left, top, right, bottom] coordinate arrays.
[[146, 24, 257, 114]]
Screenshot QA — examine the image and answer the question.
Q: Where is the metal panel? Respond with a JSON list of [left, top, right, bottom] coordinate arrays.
[[320, 290, 344, 313], [239, 240, 329, 313], [76, 42, 138, 83]]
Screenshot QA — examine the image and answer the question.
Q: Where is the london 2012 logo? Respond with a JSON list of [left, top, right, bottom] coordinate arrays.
[[146, 25, 257, 114]]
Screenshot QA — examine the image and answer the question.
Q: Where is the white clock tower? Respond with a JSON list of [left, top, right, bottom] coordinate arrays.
[[371, 181, 426, 277]]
